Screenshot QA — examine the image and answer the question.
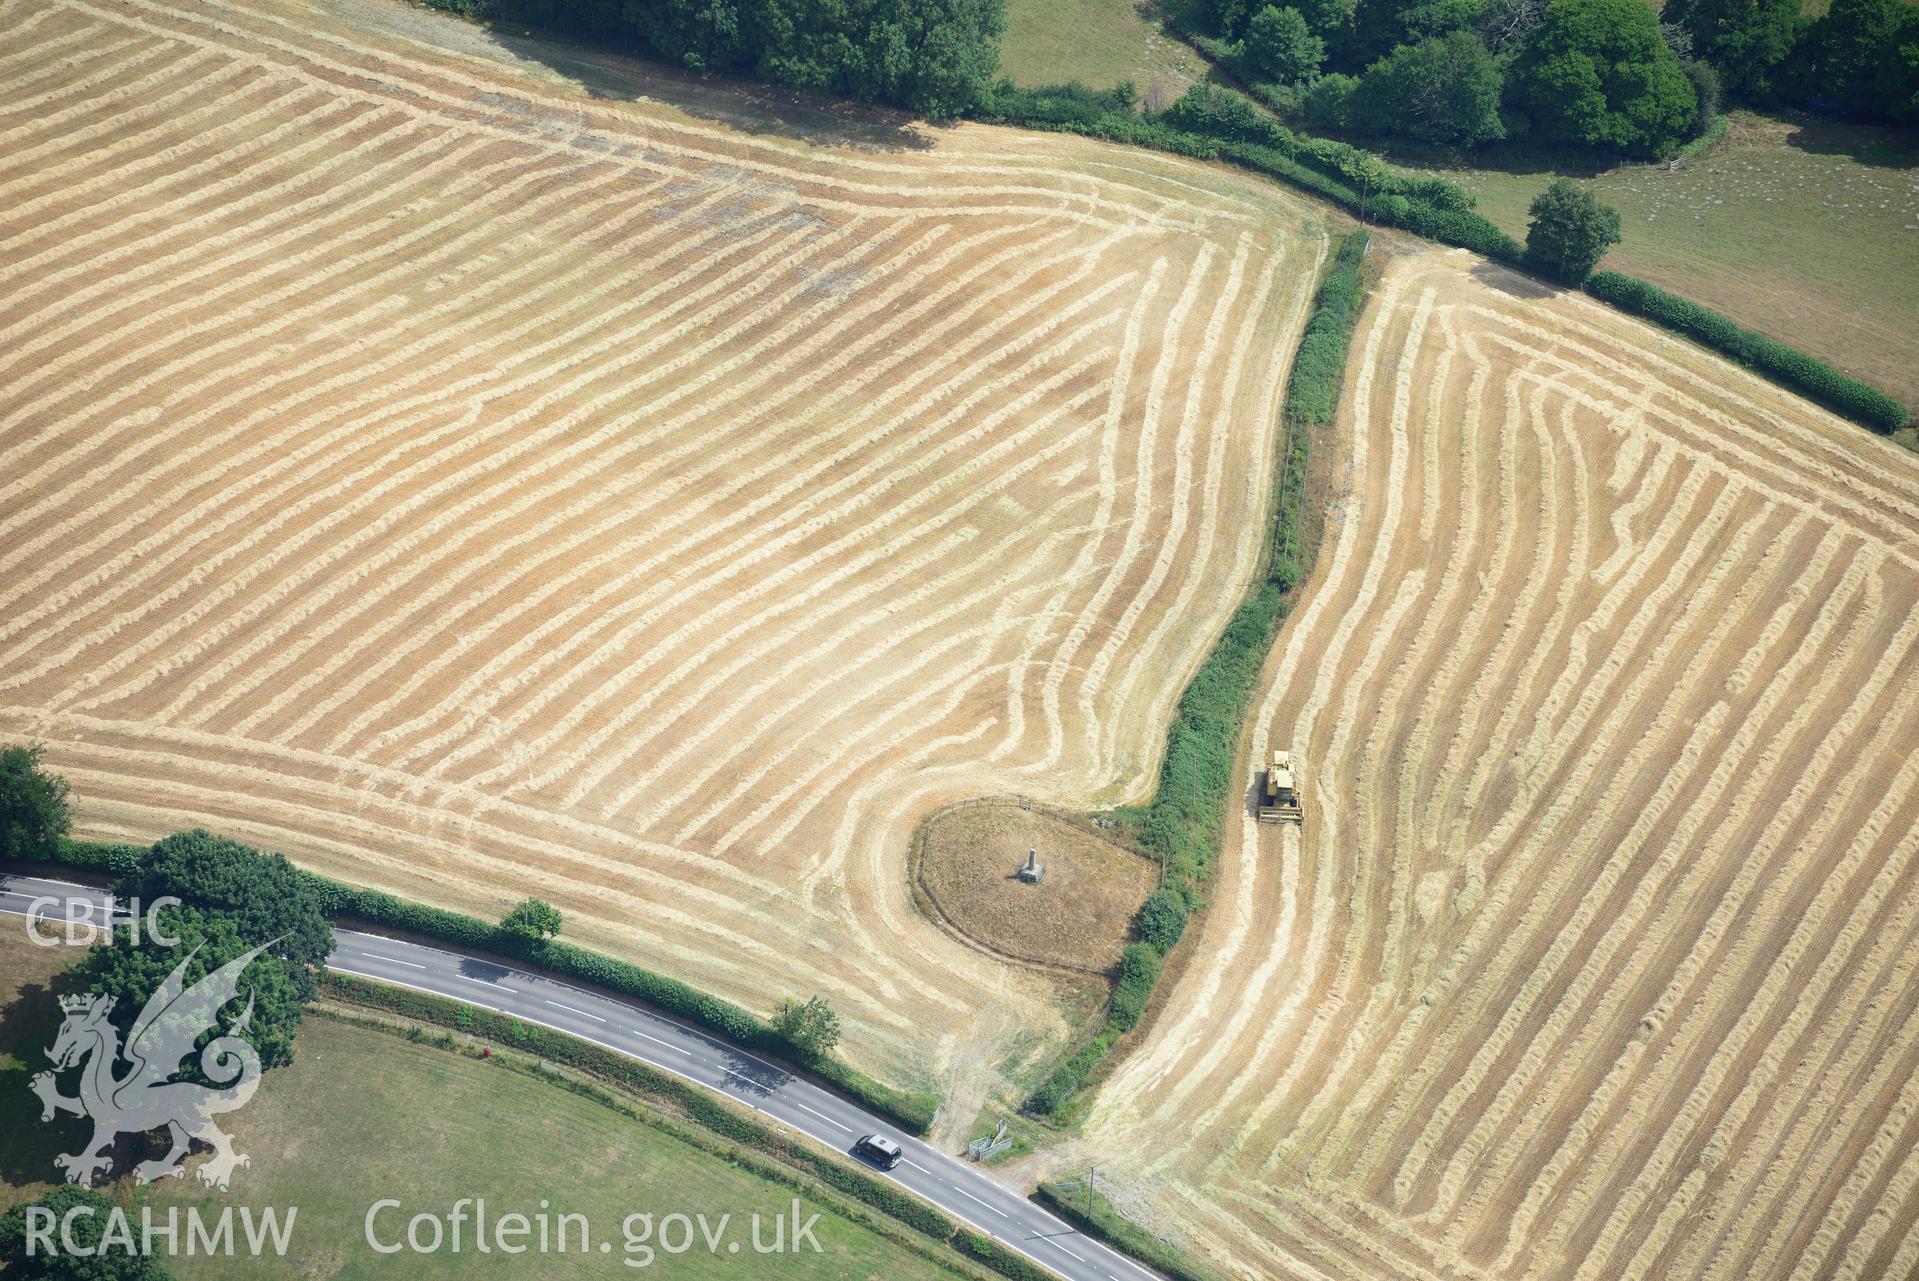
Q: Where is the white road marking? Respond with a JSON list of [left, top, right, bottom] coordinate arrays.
[[376, 957, 427, 970], [4, 892, 1148, 1281], [953, 1186, 1008, 1219], [630, 1027, 693, 1055], [546, 1000, 606, 1022], [789, 1099, 854, 1133]]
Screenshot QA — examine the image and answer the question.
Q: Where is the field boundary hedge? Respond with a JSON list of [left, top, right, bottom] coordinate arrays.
[[349, 0, 1907, 438], [317, 975, 1058, 1281], [1670, 113, 1730, 164], [1022, 232, 1371, 1119], [1584, 272, 1909, 432], [976, 84, 1523, 267], [1034, 1181, 1225, 1281], [974, 86, 1908, 436], [17, 837, 939, 1135]]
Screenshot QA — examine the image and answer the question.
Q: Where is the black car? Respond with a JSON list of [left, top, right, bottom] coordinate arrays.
[[853, 1134, 903, 1170]]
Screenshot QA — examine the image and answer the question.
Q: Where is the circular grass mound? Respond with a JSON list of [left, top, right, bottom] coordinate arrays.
[[915, 802, 1157, 973]]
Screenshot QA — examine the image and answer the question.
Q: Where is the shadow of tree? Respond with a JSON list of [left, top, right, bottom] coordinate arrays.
[[508, 32, 944, 151], [1470, 258, 1567, 300], [1780, 117, 1919, 170], [0, 972, 90, 1192]]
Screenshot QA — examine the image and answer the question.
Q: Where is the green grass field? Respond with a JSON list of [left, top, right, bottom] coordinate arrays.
[[0, 930, 965, 1280], [1391, 112, 1919, 416], [998, 0, 1210, 100]]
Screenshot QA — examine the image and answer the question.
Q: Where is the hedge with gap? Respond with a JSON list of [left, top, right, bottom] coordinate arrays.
[[1034, 1181, 1225, 1281]]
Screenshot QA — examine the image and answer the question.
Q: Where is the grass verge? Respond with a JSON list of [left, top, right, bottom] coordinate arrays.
[[1035, 1180, 1226, 1281], [320, 974, 1058, 1281], [0, 924, 987, 1279]]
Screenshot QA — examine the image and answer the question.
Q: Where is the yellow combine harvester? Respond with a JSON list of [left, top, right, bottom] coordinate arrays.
[[1258, 750, 1303, 825]]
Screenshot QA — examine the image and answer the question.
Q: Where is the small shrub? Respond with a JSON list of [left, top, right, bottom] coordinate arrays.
[[1107, 943, 1164, 1030], [1136, 890, 1190, 952]]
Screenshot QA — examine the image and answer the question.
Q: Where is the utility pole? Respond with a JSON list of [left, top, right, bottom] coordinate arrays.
[[1086, 1166, 1096, 1220]]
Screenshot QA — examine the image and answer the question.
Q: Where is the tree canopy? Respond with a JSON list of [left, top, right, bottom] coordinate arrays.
[[0, 1186, 173, 1280], [73, 903, 308, 1070], [629, 0, 1005, 119], [773, 995, 842, 1059], [1348, 0, 1486, 65], [1525, 177, 1621, 282], [1247, 6, 1327, 82], [500, 897, 564, 943], [1802, 0, 1919, 122], [116, 830, 333, 1004], [0, 742, 71, 863], [1357, 29, 1506, 144], [1506, 0, 1696, 156], [1664, 0, 1803, 100]]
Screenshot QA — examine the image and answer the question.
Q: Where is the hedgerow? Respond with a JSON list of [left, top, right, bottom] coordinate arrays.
[[1284, 232, 1369, 425], [1107, 944, 1163, 1030], [1034, 1181, 1225, 1281], [49, 837, 144, 878], [1023, 232, 1373, 1119], [1670, 113, 1730, 163], [980, 85, 1904, 435], [13, 839, 936, 1134], [977, 84, 1521, 266], [954, 1232, 1054, 1281], [1584, 272, 1910, 432]]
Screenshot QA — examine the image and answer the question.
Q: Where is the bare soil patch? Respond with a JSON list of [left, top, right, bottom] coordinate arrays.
[[916, 801, 1157, 972]]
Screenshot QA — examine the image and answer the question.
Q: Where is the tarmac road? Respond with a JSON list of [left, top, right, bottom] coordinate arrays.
[[1, 873, 1165, 1281]]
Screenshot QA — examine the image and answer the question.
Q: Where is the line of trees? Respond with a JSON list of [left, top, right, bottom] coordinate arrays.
[[423, 0, 1005, 118], [1196, 0, 1917, 158], [1665, 0, 1919, 122]]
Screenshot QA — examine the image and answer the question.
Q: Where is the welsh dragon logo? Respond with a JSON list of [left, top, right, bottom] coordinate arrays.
[[30, 942, 274, 1191]]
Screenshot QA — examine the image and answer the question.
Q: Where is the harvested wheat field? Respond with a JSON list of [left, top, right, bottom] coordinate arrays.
[[1082, 247, 1919, 1281], [0, 0, 1325, 1085]]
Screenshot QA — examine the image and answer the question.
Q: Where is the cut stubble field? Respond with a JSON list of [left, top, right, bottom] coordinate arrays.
[[0, 0, 1325, 1096], [1081, 245, 1919, 1281]]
